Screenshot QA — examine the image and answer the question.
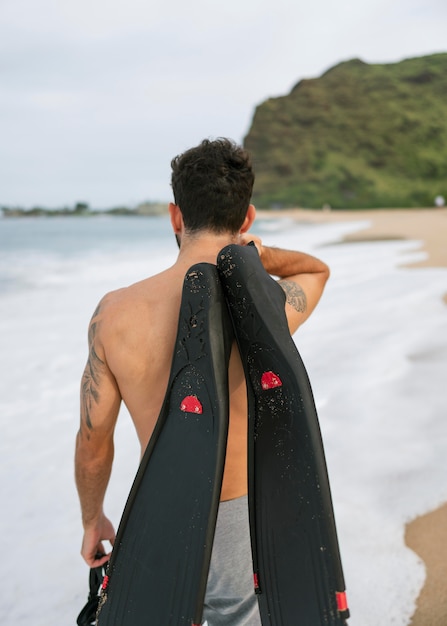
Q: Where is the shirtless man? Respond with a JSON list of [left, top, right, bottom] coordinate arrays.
[[75, 138, 330, 625]]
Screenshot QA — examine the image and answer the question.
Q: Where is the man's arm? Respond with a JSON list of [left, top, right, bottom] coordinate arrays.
[[75, 299, 121, 567], [240, 234, 330, 334]]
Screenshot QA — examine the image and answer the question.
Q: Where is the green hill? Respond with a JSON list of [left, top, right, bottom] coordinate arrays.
[[244, 53, 447, 209]]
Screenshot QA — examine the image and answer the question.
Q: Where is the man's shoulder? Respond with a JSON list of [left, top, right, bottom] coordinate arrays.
[[94, 287, 128, 318], [88, 285, 138, 334], [93, 269, 172, 324], [99, 271, 163, 308]]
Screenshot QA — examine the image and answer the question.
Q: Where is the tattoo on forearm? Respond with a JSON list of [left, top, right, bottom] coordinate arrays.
[[279, 280, 307, 313], [81, 305, 105, 434]]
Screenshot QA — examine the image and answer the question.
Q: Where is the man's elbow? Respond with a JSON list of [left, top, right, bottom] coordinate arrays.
[[319, 262, 330, 288]]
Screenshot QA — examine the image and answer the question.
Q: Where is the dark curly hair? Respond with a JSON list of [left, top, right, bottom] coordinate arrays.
[[170, 138, 255, 234]]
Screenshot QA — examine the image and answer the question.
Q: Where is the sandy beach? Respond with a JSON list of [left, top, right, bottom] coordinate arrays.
[[262, 207, 447, 625]]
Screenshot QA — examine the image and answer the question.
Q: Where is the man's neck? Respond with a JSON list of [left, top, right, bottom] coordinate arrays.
[[175, 231, 240, 268]]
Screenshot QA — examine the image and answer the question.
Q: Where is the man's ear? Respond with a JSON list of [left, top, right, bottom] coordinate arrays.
[[169, 202, 183, 237], [240, 204, 256, 234]]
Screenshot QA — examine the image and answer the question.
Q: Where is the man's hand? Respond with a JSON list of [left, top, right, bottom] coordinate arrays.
[[238, 232, 263, 256], [81, 514, 116, 568]]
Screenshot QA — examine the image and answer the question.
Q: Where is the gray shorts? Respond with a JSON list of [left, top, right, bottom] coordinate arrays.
[[203, 496, 261, 626]]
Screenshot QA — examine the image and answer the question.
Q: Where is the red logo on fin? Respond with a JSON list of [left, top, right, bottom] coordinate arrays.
[[180, 395, 203, 414], [261, 371, 283, 390]]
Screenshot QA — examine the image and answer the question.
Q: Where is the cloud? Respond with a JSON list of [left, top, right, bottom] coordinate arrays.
[[1, 0, 446, 206]]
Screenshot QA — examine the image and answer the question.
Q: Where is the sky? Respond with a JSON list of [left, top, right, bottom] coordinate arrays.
[[1, 0, 446, 208]]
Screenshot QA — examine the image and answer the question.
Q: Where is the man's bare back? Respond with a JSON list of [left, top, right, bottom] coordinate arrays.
[[91, 258, 250, 502]]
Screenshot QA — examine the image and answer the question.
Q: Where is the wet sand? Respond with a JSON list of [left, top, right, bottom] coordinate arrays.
[[259, 206, 447, 265], [259, 207, 447, 625]]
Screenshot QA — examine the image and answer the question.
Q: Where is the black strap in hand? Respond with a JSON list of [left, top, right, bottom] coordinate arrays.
[[76, 557, 107, 626]]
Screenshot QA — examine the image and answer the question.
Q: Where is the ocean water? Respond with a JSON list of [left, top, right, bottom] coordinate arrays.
[[1, 214, 446, 625]]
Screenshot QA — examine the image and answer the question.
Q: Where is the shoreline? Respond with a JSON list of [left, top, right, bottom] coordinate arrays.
[[257, 207, 447, 265], [258, 207, 447, 302], [259, 207, 447, 625]]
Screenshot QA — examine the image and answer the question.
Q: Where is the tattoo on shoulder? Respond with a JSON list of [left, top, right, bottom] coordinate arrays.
[[279, 280, 307, 314], [81, 307, 105, 434]]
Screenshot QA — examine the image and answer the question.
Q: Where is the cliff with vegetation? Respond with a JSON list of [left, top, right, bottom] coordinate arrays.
[[244, 53, 447, 209]]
